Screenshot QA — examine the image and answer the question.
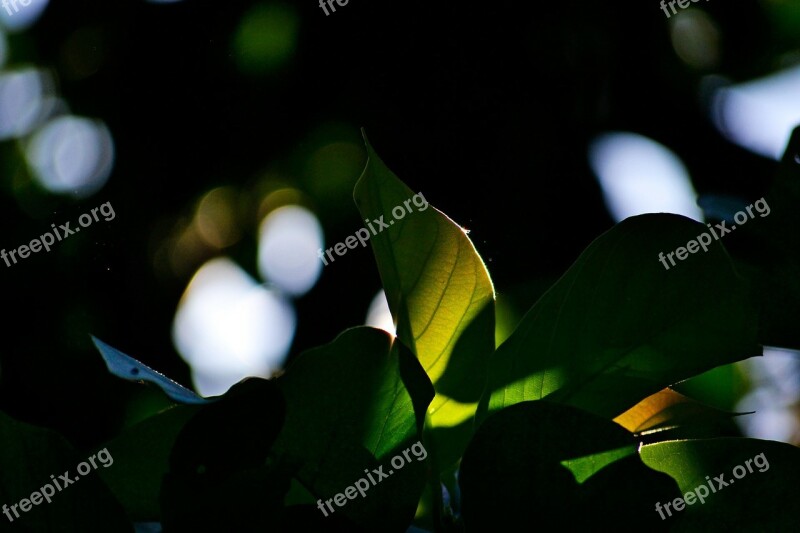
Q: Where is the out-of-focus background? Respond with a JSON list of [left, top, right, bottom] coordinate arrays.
[[0, 0, 799, 451]]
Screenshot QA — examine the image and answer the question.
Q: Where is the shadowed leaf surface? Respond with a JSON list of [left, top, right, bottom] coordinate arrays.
[[0, 411, 131, 532], [720, 126, 800, 349], [459, 401, 679, 531], [160, 378, 288, 531], [98, 404, 200, 521], [479, 214, 760, 422], [641, 438, 800, 530], [272, 327, 434, 532]]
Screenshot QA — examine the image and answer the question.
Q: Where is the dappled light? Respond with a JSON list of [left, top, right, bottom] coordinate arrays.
[[365, 289, 395, 336], [712, 64, 800, 160], [172, 258, 296, 396], [669, 9, 720, 70], [588, 132, 703, 222], [736, 348, 800, 443], [257, 204, 323, 297], [26, 115, 114, 197], [0, 0, 48, 32], [232, 2, 298, 75], [0, 68, 54, 140]]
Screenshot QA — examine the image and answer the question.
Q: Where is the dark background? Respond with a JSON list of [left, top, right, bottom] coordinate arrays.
[[0, 0, 794, 450]]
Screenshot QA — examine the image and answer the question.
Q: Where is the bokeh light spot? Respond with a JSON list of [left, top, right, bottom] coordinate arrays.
[[173, 257, 296, 396], [26, 115, 115, 197], [711, 65, 800, 160], [59, 26, 107, 81], [588, 132, 703, 223], [366, 290, 395, 336], [0, 68, 54, 140], [306, 141, 365, 201], [670, 9, 720, 70], [232, 2, 298, 75], [0, 0, 49, 33], [194, 186, 242, 249], [258, 205, 323, 297]]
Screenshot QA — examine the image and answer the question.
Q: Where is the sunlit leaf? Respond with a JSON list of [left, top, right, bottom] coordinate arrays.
[[479, 214, 760, 421], [354, 134, 495, 468], [614, 388, 749, 437]]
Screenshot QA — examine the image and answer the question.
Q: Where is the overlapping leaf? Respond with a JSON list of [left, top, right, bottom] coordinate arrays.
[[354, 136, 495, 468], [0, 411, 131, 531], [478, 213, 760, 422], [641, 438, 800, 530], [459, 401, 679, 531], [614, 388, 748, 440], [271, 327, 434, 532]]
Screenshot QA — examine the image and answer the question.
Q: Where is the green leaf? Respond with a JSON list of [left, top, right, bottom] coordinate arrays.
[[479, 213, 760, 421], [577, 453, 681, 530], [0, 410, 131, 532], [160, 378, 289, 531], [272, 327, 434, 532], [354, 134, 495, 468], [613, 388, 750, 440], [459, 401, 679, 531], [100, 379, 287, 525], [641, 438, 800, 529], [98, 404, 200, 520]]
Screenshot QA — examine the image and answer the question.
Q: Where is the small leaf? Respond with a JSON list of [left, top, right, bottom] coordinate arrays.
[[614, 388, 750, 438], [92, 336, 212, 405]]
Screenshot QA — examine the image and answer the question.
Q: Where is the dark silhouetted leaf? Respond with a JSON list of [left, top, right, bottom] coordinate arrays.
[[459, 401, 679, 531], [0, 411, 131, 532], [641, 438, 800, 530], [272, 327, 434, 532], [159, 378, 289, 531]]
